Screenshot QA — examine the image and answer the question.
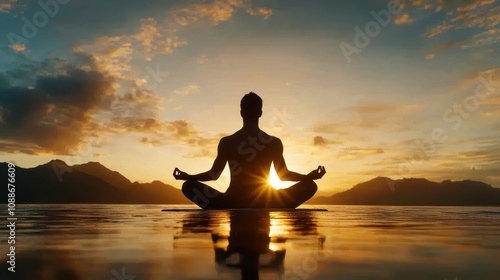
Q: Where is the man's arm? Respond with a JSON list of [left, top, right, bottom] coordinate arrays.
[[173, 140, 227, 181], [273, 139, 327, 181], [273, 139, 307, 181]]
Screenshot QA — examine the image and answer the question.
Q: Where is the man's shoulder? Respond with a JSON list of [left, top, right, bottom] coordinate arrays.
[[256, 131, 282, 149], [264, 134, 281, 145], [260, 131, 281, 143], [219, 133, 239, 146], [220, 133, 236, 142], [220, 131, 281, 144]]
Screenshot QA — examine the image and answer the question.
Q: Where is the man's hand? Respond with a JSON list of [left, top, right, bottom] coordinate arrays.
[[173, 168, 191, 180], [306, 166, 326, 180]]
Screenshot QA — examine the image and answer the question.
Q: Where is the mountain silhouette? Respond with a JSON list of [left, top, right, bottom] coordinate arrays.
[[0, 160, 190, 204], [308, 177, 500, 206], [72, 161, 132, 189], [2, 162, 499, 205]]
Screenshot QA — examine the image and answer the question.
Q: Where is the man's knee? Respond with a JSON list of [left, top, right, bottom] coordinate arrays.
[[308, 180, 318, 195], [301, 179, 318, 198], [182, 180, 211, 208], [182, 179, 198, 196]]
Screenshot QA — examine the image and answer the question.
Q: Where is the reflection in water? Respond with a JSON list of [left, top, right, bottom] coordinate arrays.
[[179, 210, 324, 280], [1, 205, 499, 279], [215, 212, 282, 280]]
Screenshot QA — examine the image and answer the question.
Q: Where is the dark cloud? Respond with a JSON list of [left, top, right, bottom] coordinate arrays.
[[0, 67, 114, 154], [3, 56, 98, 87], [313, 135, 329, 147], [108, 117, 164, 133], [37, 69, 115, 110]]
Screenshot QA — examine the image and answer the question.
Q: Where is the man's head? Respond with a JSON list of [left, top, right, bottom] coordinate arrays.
[[240, 92, 262, 121]]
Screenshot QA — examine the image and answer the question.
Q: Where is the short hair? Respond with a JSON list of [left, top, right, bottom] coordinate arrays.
[[240, 92, 262, 112]]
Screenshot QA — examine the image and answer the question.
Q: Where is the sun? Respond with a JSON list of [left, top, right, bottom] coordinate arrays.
[[268, 164, 295, 190]]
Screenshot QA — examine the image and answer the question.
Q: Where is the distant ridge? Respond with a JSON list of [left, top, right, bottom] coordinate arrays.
[[0, 160, 190, 204], [72, 161, 132, 189], [307, 177, 500, 206], [2, 161, 499, 205]]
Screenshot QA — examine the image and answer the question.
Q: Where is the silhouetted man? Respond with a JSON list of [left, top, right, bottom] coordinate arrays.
[[173, 92, 326, 209]]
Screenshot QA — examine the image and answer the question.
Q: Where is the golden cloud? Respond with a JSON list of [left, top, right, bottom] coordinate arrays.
[[132, 119, 223, 158], [172, 84, 200, 96], [247, 7, 273, 20], [9, 43, 25, 52], [394, 13, 414, 25], [0, 0, 15, 13], [74, 37, 133, 79], [174, 0, 273, 26], [74, 17, 188, 79]]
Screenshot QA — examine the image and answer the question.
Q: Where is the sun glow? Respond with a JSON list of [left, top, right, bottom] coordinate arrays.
[[268, 164, 295, 190]]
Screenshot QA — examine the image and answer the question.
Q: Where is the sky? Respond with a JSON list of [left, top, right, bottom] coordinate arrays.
[[0, 0, 499, 194]]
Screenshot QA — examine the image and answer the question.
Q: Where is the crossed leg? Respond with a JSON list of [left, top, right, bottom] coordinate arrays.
[[182, 180, 226, 209], [269, 179, 318, 208], [182, 179, 318, 209]]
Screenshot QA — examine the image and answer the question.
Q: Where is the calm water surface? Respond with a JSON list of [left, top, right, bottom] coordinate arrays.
[[1, 205, 499, 280]]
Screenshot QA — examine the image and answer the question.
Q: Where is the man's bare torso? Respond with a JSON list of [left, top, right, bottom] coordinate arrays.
[[220, 129, 280, 198]]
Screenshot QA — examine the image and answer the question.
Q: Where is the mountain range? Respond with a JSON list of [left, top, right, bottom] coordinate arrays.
[[1, 160, 499, 205], [308, 177, 500, 206], [1, 160, 190, 204]]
